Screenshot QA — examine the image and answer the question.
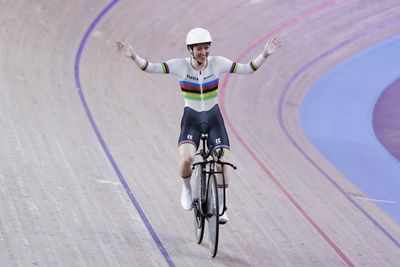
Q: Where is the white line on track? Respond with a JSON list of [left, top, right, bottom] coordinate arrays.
[[353, 196, 397, 204], [95, 179, 121, 185]]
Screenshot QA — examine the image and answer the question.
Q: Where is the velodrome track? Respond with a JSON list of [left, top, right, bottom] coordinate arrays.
[[1, 0, 400, 266]]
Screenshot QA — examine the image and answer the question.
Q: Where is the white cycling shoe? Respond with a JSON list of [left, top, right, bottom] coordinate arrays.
[[181, 178, 193, 211], [218, 188, 229, 224]]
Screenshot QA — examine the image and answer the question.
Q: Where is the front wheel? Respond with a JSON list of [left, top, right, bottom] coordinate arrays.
[[207, 174, 219, 257], [193, 165, 205, 244]]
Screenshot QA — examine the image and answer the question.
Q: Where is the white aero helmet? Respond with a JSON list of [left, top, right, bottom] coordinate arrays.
[[186, 27, 212, 46]]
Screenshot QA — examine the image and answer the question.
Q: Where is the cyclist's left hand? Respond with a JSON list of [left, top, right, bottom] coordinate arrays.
[[263, 36, 281, 57], [115, 41, 135, 58]]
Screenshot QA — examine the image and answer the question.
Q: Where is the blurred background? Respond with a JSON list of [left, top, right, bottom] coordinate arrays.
[[1, 0, 399, 266]]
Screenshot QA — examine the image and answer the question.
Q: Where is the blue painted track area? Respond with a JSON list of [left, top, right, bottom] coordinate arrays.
[[301, 35, 400, 224]]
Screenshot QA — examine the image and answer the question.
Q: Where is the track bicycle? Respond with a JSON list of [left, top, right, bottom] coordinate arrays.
[[191, 123, 236, 258]]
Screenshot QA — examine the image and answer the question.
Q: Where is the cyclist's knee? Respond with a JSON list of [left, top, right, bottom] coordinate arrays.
[[180, 155, 194, 178], [180, 154, 194, 167], [215, 149, 229, 170], [179, 148, 195, 178], [179, 145, 195, 164], [213, 147, 229, 159]]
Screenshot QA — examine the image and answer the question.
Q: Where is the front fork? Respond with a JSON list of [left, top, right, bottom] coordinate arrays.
[[193, 161, 234, 218], [193, 163, 208, 219]]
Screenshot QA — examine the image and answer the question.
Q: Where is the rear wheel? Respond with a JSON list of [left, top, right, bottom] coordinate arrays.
[[207, 174, 219, 257], [193, 165, 205, 244]]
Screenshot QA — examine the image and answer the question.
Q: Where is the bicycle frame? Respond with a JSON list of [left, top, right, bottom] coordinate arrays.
[[191, 131, 237, 257], [192, 133, 236, 218]]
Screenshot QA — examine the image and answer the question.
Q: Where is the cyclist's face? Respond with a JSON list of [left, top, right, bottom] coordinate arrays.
[[192, 44, 210, 63]]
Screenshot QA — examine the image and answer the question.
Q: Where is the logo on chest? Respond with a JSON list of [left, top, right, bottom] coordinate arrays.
[[186, 74, 198, 81], [204, 74, 213, 80]]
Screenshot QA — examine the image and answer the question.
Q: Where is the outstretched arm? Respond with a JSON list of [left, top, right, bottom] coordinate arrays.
[[254, 36, 281, 69], [115, 41, 171, 74], [218, 37, 282, 74]]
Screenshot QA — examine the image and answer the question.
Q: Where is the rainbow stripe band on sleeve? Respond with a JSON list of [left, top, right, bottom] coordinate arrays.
[[230, 63, 238, 73], [250, 61, 258, 71], [162, 63, 170, 74], [140, 60, 149, 71]]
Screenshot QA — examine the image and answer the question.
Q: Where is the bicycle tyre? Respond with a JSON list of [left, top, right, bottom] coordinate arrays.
[[207, 173, 219, 257], [193, 165, 205, 244]]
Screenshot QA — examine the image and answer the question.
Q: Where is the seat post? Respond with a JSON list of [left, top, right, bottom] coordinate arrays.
[[198, 122, 209, 159]]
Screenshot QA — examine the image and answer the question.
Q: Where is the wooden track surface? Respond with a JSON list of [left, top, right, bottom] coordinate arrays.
[[1, 0, 399, 266]]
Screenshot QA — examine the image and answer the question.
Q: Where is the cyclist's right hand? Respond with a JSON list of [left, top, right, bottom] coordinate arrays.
[[115, 41, 135, 59], [263, 36, 281, 57]]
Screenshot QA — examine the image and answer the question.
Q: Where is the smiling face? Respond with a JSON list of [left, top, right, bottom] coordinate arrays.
[[190, 43, 210, 64]]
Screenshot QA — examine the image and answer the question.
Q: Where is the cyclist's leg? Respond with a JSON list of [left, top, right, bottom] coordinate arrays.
[[213, 150, 230, 224], [207, 105, 230, 193], [211, 148, 230, 202], [213, 148, 230, 185], [178, 143, 196, 178], [177, 107, 201, 210], [178, 143, 196, 210], [178, 106, 200, 178]]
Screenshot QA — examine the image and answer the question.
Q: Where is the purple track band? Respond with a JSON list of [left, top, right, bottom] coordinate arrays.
[[73, 1, 175, 266]]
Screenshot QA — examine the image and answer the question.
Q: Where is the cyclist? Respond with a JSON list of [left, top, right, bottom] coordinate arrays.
[[116, 28, 281, 223]]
